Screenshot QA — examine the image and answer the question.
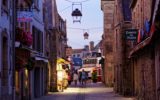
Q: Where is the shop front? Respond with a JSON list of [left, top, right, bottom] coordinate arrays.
[[15, 27, 33, 100], [56, 58, 70, 92], [15, 48, 32, 100], [29, 56, 48, 99]]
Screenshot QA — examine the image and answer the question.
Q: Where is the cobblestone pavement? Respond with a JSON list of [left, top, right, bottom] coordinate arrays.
[[34, 82, 133, 100]]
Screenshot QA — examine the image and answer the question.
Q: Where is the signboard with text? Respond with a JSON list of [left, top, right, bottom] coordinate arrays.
[[17, 11, 33, 22], [125, 29, 138, 40]]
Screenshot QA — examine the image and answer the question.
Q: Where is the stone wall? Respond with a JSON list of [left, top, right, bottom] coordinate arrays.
[[113, 0, 133, 96], [101, 0, 115, 87], [131, 0, 152, 29], [132, 46, 156, 100]]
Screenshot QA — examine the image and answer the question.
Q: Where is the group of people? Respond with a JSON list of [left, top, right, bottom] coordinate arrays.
[[73, 69, 89, 86]]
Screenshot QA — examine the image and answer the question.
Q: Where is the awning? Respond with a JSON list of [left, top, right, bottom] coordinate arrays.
[[78, 67, 95, 72], [57, 58, 70, 65], [35, 56, 49, 62], [57, 58, 70, 71], [129, 37, 152, 58]]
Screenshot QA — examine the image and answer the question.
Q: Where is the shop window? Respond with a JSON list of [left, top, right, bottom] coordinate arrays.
[[2, 37, 8, 87], [15, 71, 19, 94]]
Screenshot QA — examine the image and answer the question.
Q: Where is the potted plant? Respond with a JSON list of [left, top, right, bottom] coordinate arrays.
[[92, 70, 97, 83]]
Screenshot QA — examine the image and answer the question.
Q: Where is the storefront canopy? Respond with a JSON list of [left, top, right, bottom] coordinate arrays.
[[35, 56, 48, 62], [57, 58, 70, 65]]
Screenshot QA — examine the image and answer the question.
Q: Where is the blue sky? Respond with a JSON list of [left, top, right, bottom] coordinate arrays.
[[56, 0, 103, 49]]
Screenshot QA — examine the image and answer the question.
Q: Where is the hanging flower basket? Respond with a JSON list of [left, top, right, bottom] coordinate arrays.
[[16, 27, 33, 47], [22, 32, 33, 46]]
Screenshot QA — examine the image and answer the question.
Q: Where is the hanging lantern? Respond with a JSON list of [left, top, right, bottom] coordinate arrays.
[[71, 8, 82, 23], [83, 32, 89, 39], [71, 2, 82, 23]]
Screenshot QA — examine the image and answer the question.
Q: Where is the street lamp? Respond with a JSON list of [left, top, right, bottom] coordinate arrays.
[[71, 2, 82, 23], [71, 8, 82, 23], [83, 32, 89, 39]]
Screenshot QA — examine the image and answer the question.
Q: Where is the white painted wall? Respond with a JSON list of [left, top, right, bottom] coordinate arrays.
[[31, 0, 45, 55]]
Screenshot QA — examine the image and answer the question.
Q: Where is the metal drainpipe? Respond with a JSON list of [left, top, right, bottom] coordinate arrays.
[[12, 0, 16, 100]]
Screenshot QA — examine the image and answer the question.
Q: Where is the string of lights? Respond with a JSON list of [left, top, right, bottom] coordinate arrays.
[[59, 5, 72, 12], [64, 0, 91, 3], [62, 0, 91, 23], [68, 40, 85, 46], [67, 27, 103, 30], [67, 27, 103, 39], [61, 0, 91, 12]]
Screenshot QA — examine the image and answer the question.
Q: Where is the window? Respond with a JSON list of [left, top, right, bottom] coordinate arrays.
[[2, 0, 7, 6], [17, 0, 32, 11], [116, 29, 118, 50], [32, 26, 43, 53], [18, 22, 31, 32], [2, 37, 8, 86]]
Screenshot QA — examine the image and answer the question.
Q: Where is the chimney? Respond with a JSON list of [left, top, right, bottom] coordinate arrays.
[[89, 41, 94, 51], [84, 45, 89, 51]]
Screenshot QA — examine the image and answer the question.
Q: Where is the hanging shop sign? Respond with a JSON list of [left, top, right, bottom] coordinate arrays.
[[125, 29, 138, 40], [17, 11, 33, 22]]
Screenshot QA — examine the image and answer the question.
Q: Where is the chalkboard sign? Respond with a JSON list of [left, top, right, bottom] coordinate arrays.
[[125, 29, 138, 40]]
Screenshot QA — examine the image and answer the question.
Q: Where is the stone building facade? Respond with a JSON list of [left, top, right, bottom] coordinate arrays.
[[0, 0, 15, 99], [15, 0, 48, 99], [101, 1, 160, 99], [101, 0, 115, 87], [113, 0, 133, 96], [44, 0, 67, 92], [128, 0, 159, 100]]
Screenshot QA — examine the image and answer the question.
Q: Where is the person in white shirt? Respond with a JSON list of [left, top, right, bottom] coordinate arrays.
[[73, 71, 78, 86]]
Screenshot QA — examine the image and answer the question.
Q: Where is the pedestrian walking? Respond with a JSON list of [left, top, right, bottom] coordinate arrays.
[[87, 72, 92, 83], [78, 71, 82, 84], [68, 72, 71, 85], [73, 71, 78, 86], [81, 69, 86, 85]]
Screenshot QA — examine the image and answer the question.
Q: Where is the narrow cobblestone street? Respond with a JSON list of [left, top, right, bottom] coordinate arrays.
[[35, 82, 133, 100]]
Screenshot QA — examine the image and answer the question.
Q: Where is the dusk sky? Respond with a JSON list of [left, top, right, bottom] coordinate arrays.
[[56, 0, 103, 49]]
